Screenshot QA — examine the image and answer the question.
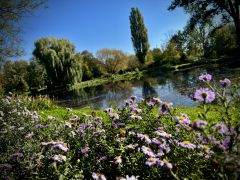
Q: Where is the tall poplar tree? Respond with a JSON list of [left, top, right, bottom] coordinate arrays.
[[129, 8, 149, 64]]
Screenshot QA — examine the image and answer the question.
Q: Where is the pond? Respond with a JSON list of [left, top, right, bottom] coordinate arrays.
[[53, 64, 240, 110]]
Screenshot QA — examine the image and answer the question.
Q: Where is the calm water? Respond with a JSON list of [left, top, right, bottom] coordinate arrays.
[[54, 65, 240, 110]]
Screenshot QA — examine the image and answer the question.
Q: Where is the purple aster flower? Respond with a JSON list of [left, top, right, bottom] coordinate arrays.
[[116, 137, 126, 142], [192, 120, 208, 130], [71, 115, 79, 121], [97, 156, 107, 164], [153, 97, 162, 104], [160, 159, 173, 169], [92, 172, 107, 180], [133, 108, 142, 114], [179, 141, 196, 149], [94, 117, 103, 121], [194, 88, 215, 103], [176, 113, 190, 125], [137, 133, 151, 144], [114, 156, 122, 164], [35, 124, 46, 129], [130, 95, 137, 102], [126, 99, 134, 106], [10, 152, 24, 160], [146, 99, 155, 107], [130, 114, 142, 120], [141, 146, 155, 157], [220, 78, 231, 88], [109, 113, 119, 120], [160, 102, 173, 114], [156, 149, 165, 157], [199, 72, 212, 82], [112, 121, 125, 128], [158, 139, 171, 153], [145, 157, 161, 166], [64, 121, 72, 128], [126, 143, 138, 149], [152, 138, 161, 145], [52, 155, 67, 162], [120, 175, 139, 180], [212, 122, 229, 135], [105, 108, 113, 114], [81, 147, 90, 154], [80, 123, 87, 129], [198, 145, 214, 158], [155, 130, 172, 138], [222, 136, 230, 148], [52, 143, 69, 152]]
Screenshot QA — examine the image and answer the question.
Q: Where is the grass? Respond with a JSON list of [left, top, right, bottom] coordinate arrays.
[[39, 104, 220, 124]]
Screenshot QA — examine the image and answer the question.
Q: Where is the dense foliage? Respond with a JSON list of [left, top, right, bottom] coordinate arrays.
[[0, 0, 45, 61], [168, 0, 240, 48], [33, 38, 82, 89], [0, 74, 239, 179]]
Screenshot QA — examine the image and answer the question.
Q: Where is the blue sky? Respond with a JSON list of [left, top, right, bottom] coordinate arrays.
[[19, 0, 189, 60]]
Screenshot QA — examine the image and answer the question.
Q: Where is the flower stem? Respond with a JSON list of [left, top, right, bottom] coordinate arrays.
[[170, 170, 180, 180]]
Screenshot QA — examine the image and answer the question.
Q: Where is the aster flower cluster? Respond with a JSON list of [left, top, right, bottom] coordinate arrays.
[[41, 141, 69, 152], [1, 73, 239, 179]]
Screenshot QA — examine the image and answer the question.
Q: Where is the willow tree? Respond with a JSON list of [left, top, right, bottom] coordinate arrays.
[[168, 0, 240, 49], [129, 8, 149, 64], [33, 38, 82, 89]]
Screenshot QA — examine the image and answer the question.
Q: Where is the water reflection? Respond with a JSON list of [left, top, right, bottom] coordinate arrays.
[[54, 66, 240, 109]]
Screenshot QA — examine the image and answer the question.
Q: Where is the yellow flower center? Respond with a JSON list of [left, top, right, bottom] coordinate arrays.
[[179, 116, 186, 121], [163, 159, 168, 164], [119, 129, 126, 135], [184, 141, 191, 145], [204, 145, 209, 150], [149, 157, 155, 162]]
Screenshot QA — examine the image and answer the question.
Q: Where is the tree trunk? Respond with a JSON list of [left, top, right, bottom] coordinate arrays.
[[235, 19, 240, 49]]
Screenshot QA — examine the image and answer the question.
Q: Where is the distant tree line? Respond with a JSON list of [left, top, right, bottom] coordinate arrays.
[[1, 1, 239, 95], [0, 37, 143, 95]]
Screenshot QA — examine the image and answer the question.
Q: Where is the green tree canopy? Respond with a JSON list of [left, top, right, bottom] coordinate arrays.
[[33, 38, 82, 89], [168, 0, 240, 48], [129, 7, 149, 64], [27, 58, 46, 90], [96, 48, 128, 74], [0, 0, 46, 61], [2, 60, 29, 93], [78, 51, 104, 80]]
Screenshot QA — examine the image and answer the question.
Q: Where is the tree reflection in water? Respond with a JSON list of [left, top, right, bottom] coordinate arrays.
[[53, 65, 240, 109]]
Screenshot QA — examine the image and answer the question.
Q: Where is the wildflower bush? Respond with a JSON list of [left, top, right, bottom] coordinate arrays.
[[0, 74, 239, 179]]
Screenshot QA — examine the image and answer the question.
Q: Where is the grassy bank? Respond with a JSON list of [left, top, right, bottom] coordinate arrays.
[[39, 105, 221, 124], [69, 70, 143, 90], [169, 55, 240, 71]]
